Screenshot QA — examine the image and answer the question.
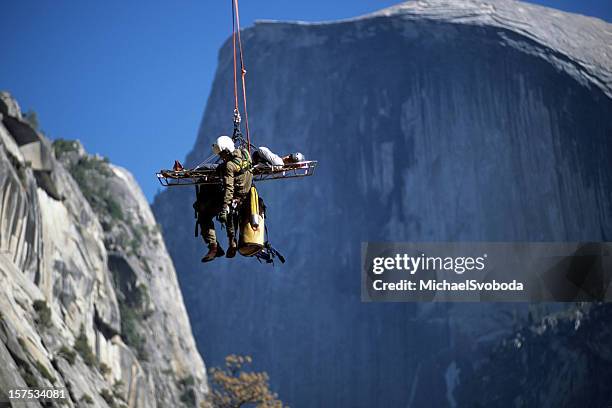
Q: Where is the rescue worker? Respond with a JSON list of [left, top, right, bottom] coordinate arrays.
[[212, 135, 253, 258], [195, 182, 225, 262]]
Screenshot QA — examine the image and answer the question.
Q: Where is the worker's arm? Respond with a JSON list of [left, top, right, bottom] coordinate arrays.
[[222, 162, 237, 208]]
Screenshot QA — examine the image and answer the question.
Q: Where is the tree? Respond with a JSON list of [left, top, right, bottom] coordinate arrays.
[[206, 355, 286, 408], [23, 110, 39, 130]]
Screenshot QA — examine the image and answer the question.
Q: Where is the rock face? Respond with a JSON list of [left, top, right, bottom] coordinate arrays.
[[0, 92, 207, 407], [153, 1, 612, 406], [455, 303, 612, 407]]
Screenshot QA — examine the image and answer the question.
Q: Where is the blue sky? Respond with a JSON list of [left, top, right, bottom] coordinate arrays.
[[1, 0, 610, 201]]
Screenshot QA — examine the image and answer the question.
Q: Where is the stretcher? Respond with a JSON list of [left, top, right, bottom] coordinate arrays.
[[157, 160, 318, 187]]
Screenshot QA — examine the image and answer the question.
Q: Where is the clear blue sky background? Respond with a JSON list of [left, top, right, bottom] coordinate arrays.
[[1, 0, 610, 201]]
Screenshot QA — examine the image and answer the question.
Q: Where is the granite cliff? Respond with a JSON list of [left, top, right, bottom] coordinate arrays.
[[0, 92, 207, 407]]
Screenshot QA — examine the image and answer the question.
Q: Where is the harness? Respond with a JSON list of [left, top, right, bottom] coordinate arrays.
[[231, 148, 252, 175]]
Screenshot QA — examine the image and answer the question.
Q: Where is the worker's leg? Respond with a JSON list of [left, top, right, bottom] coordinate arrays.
[[225, 206, 239, 258], [200, 214, 216, 245], [200, 210, 224, 262]]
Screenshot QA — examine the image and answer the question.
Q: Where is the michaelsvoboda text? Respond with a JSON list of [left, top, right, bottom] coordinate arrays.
[[372, 279, 524, 292]]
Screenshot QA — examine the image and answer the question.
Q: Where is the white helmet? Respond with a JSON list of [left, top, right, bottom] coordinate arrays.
[[290, 152, 305, 162], [212, 135, 235, 155]]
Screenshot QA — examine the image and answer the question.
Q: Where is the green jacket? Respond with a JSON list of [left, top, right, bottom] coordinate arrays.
[[221, 148, 253, 208]]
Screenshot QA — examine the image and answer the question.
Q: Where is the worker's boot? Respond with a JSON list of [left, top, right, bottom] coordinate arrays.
[[226, 238, 238, 258], [202, 242, 225, 263]]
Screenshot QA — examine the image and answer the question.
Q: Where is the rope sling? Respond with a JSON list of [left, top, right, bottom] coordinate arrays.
[[231, 0, 252, 153]]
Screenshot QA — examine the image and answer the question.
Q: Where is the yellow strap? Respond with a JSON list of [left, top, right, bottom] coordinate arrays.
[[250, 186, 259, 215]]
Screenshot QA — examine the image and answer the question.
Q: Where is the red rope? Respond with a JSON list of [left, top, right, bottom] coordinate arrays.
[[232, 0, 251, 152], [231, 0, 238, 112]]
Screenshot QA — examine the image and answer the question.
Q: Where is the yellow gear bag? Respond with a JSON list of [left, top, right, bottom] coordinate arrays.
[[239, 186, 265, 256]]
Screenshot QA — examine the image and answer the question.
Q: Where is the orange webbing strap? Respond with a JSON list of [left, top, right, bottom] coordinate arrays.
[[232, 0, 251, 152]]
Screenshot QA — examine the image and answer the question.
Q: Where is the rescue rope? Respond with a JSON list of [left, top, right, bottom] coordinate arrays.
[[231, 0, 252, 152], [231, 0, 239, 113], [193, 153, 217, 170]]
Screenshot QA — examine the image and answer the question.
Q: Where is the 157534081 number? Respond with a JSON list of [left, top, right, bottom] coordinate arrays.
[[8, 388, 67, 401]]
